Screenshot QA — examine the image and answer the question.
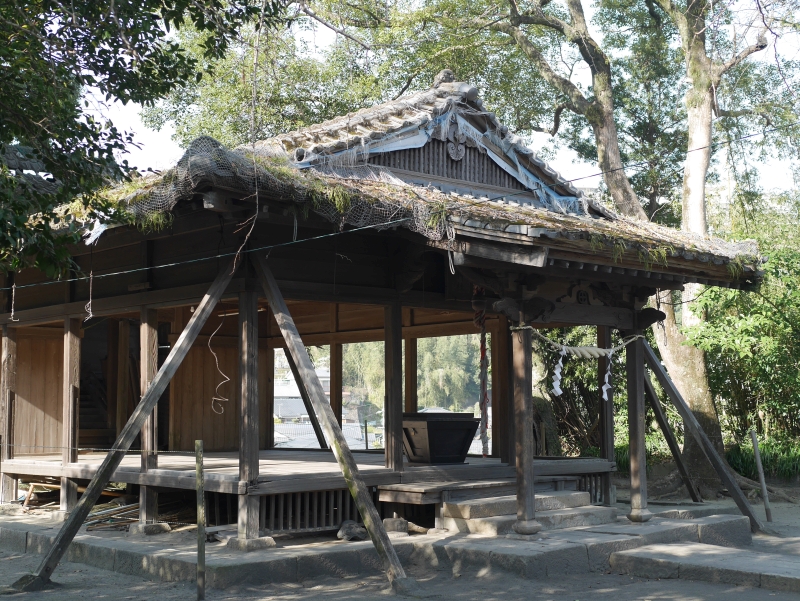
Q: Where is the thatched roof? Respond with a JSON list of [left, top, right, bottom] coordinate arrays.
[[105, 73, 762, 288]]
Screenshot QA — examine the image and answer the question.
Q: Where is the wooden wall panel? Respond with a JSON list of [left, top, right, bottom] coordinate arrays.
[[14, 331, 63, 455], [169, 341, 272, 452]]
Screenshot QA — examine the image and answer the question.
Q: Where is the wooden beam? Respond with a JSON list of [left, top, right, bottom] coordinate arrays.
[[597, 326, 615, 506], [512, 324, 541, 535], [644, 373, 702, 503], [626, 333, 652, 522], [12, 261, 238, 592], [384, 302, 403, 472], [61, 318, 80, 513], [1, 325, 17, 502], [237, 287, 260, 540], [252, 255, 410, 587], [404, 338, 417, 414], [139, 308, 159, 526], [115, 320, 130, 437], [643, 340, 764, 532], [285, 352, 327, 449]]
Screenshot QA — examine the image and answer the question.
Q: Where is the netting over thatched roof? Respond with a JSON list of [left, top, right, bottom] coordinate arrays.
[[109, 134, 760, 275]]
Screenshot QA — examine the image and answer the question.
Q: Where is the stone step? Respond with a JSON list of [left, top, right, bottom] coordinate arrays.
[[443, 490, 590, 520], [610, 542, 800, 593], [442, 505, 617, 536]]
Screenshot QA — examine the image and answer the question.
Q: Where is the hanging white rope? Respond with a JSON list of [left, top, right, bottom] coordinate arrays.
[[207, 316, 230, 415], [511, 324, 644, 401], [10, 283, 19, 322], [84, 271, 94, 322]]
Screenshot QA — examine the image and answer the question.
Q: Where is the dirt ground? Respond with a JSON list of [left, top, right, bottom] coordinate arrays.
[[2, 500, 800, 600]]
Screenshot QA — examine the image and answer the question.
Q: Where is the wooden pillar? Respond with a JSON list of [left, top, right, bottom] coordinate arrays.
[[404, 338, 417, 413], [262, 346, 274, 449], [1, 325, 17, 502], [330, 304, 343, 425], [512, 324, 541, 535], [384, 302, 403, 472], [61, 318, 81, 513], [626, 331, 652, 522], [115, 320, 130, 437], [598, 326, 615, 506], [106, 319, 119, 431], [139, 308, 159, 525], [491, 316, 511, 461], [237, 288, 260, 540]]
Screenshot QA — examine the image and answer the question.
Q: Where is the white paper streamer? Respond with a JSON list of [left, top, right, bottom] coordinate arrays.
[[551, 348, 567, 396], [602, 350, 614, 401]]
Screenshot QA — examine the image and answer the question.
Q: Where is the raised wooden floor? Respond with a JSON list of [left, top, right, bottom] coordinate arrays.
[[1, 450, 613, 497]]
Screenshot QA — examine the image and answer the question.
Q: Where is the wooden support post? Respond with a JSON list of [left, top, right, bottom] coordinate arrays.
[[285, 352, 327, 449], [115, 320, 130, 437], [750, 430, 772, 522], [643, 340, 764, 532], [106, 319, 119, 431], [384, 302, 403, 473], [598, 326, 615, 506], [512, 324, 541, 536], [61, 318, 80, 513], [196, 439, 205, 601], [139, 308, 159, 525], [404, 338, 417, 414], [491, 316, 511, 462], [253, 255, 412, 588], [644, 373, 702, 503], [1, 325, 17, 502], [330, 343, 343, 425], [626, 332, 652, 523], [262, 346, 274, 450], [330, 304, 343, 425], [12, 261, 238, 592], [237, 288, 260, 541]]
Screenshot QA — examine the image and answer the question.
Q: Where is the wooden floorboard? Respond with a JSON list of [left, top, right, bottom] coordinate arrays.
[[1, 451, 612, 495]]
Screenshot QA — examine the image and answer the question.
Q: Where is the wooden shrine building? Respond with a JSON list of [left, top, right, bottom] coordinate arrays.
[[0, 71, 763, 550]]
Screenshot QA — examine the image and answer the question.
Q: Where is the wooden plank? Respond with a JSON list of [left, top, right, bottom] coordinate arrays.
[[13, 260, 238, 591], [512, 325, 541, 535], [139, 308, 159, 525], [285, 352, 327, 449], [115, 320, 130, 437], [330, 333, 343, 426], [626, 333, 652, 522], [404, 338, 417, 413], [459, 240, 548, 268], [1, 325, 17, 501], [237, 287, 260, 540], [643, 340, 764, 532], [532, 303, 633, 330], [644, 372, 702, 503], [60, 318, 80, 513], [252, 255, 409, 585], [597, 326, 615, 506], [384, 303, 403, 472]]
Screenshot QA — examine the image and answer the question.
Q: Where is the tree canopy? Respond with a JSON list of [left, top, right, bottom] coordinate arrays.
[[1, 0, 283, 276]]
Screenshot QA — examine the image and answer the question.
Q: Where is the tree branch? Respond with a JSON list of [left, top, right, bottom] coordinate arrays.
[[298, 1, 372, 50], [531, 102, 576, 136], [716, 32, 768, 76], [715, 108, 772, 127]]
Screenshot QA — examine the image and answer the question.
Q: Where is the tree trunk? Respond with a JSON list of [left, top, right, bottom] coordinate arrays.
[[591, 70, 649, 222], [653, 81, 724, 497], [531, 343, 561, 456]]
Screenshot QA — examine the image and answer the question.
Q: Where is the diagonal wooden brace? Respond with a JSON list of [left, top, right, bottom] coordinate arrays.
[[643, 340, 764, 532], [12, 260, 238, 591], [252, 254, 413, 586]]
